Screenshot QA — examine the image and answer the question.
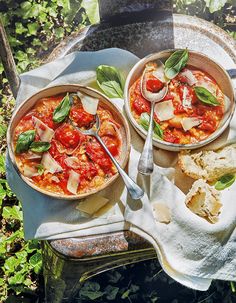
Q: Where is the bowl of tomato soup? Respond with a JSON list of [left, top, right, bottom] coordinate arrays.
[[7, 85, 130, 199], [124, 50, 235, 151]]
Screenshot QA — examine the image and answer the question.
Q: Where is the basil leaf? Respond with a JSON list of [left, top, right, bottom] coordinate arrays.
[[36, 164, 44, 175], [96, 65, 124, 98], [164, 49, 189, 79], [194, 86, 220, 106], [139, 112, 163, 139], [30, 141, 51, 153], [15, 130, 36, 154], [53, 93, 71, 123], [215, 174, 236, 190]]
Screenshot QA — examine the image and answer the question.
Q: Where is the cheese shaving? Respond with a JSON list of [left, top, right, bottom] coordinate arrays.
[[77, 91, 99, 115], [154, 100, 175, 121]]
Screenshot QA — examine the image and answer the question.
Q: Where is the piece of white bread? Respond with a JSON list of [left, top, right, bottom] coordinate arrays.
[[185, 179, 222, 224], [178, 143, 236, 182]]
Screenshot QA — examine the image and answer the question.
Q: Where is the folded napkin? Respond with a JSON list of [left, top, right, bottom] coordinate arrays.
[[6, 48, 236, 291]]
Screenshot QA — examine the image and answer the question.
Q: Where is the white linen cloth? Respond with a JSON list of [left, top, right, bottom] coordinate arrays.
[[6, 48, 236, 291]]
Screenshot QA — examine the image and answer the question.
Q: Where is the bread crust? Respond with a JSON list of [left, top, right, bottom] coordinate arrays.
[[178, 143, 236, 182]]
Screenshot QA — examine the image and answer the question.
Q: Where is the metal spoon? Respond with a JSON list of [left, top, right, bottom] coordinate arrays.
[[69, 115, 144, 200], [138, 62, 168, 175]]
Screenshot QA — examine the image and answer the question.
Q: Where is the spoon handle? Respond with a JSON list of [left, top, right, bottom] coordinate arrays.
[[95, 135, 144, 200], [138, 102, 155, 175]]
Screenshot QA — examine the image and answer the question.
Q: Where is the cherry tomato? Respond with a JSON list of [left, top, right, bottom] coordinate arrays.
[[55, 124, 81, 149], [163, 131, 180, 143], [132, 96, 150, 115], [40, 113, 58, 130], [70, 106, 95, 128], [198, 120, 216, 132], [102, 136, 119, 156], [76, 161, 98, 181], [86, 139, 113, 173], [146, 77, 164, 93]]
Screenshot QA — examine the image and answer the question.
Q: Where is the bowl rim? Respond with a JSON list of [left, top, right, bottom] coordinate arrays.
[[124, 49, 236, 151], [7, 84, 131, 200]]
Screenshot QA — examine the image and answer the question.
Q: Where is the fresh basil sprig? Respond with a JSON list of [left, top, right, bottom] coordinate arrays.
[[53, 93, 71, 123], [194, 86, 220, 106], [15, 130, 36, 154], [164, 49, 189, 79], [96, 65, 124, 98], [30, 141, 51, 153], [215, 174, 236, 190], [36, 164, 45, 175], [139, 112, 163, 139]]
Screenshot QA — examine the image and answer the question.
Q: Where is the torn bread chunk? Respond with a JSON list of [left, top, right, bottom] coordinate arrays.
[[178, 143, 236, 182], [185, 179, 222, 224]]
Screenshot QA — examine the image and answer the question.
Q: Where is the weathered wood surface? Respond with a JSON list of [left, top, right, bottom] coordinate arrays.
[[0, 18, 20, 98]]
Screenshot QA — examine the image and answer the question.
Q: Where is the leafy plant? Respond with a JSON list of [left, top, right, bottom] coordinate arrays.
[[96, 65, 124, 98], [53, 93, 71, 123], [30, 141, 51, 153], [139, 112, 164, 139], [215, 174, 236, 190], [15, 130, 36, 154], [194, 86, 220, 106], [164, 49, 189, 79]]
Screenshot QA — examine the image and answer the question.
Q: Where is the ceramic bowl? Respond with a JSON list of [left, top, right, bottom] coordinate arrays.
[[124, 49, 235, 151], [7, 85, 131, 200]]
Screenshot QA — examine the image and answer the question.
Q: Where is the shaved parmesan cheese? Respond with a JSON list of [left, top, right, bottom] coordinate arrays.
[[182, 86, 192, 109], [154, 100, 175, 121], [76, 195, 109, 217], [67, 170, 80, 195], [41, 152, 63, 174], [77, 91, 99, 115], [32, 116, 54, 142], [51, 176, 60, 183], [64, 156, 80, 169], [179, 69, 197, 86], [23, 165, 39, 178], [181, 117, 202, 131], [24, 151, 42, 160]]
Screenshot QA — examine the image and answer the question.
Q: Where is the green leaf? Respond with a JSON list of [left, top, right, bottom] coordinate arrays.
[[215, 174, 236, 190], [81, 0, 100, 24], [164, 49, 189, 79], [96, 65, 124, 98], [194, 86, 220, 106], [36, 164, 45, 175], [15, 22, 27, 35], [27, 22, 39, 35], [204, 0, 227, 13], [139, 112, 163, 139], [53, 93, 71, 123], [79, 282, 104, 300], [15, 130, 36, 153], [8, 271, 26, 285], [0, 154, 5, 174], [2, 205, 22, 221], [105, 285, 119, 300], [54, 27, 65, 39], [29, 252, 42, 274], [30, 141, 51, 153], [4, 256, 20, 272]]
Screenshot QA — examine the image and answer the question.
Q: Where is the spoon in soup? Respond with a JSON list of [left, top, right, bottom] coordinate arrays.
[[138, 61, 169, 175], [69, 115, 144, 200]]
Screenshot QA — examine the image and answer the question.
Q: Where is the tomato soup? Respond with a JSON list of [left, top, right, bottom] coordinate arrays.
[[129, 66, 225, 144], [13, 93, 122, 196]]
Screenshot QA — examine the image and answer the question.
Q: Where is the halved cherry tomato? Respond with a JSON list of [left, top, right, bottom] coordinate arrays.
[[55, 124, 81, 149], [146, 77, 164, 93], [40, 113, 58, 130], [132, 96, 150, 115], [102, 136, 119, 156], [86, 139, 113, 174], [70, 106, 95, 128], [163, 131, 180, 144]]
